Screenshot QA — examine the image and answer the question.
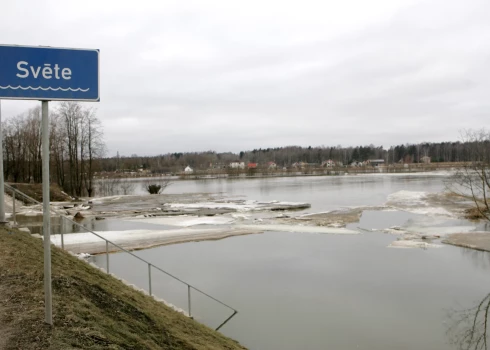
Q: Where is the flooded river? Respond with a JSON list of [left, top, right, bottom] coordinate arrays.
[[90, 174, 490, 350]]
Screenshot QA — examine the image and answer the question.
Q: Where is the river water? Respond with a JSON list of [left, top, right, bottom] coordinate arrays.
[[90, 174, 490, 350]]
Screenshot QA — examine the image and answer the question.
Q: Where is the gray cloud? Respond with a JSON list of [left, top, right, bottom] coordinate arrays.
[[2, 0, 490, 155]]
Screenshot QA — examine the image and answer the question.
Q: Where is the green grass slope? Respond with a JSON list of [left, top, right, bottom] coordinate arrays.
[[0, 228, 246, 350]]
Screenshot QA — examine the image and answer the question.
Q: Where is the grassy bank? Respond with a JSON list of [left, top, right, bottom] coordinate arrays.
[[0, 227, 246, 350], [8, 183, 72, 202]]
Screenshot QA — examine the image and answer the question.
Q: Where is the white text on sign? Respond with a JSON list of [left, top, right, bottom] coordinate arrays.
[[16, 62, 72, 80]]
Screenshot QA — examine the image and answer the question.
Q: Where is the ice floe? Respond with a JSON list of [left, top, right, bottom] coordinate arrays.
[[236, 224, 359, 234], [388, 240, 443, 249], [124, 216, 236, 227], [386, 190, 454, 217], [49, 227, 263, 254], [387, 191, 428, 206], [165, 200, 310, 212]]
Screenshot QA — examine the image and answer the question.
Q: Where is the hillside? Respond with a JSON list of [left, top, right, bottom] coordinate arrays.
[[0, 227, 246, 350]]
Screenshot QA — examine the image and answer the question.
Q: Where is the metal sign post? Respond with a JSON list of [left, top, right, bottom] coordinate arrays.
[[0, 45, 100, 325], [41, 100, 52, 324], [0, 100, 5, 223]]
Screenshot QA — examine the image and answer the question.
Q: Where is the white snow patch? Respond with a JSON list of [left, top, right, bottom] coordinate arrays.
[[49, 228, 216, 246], [236, 224, 358, 234], [388, 240, 443, 249], [386, 190, 455, 217], [383, 228, 409, 235], [48, 226, 262, 249], [167, 202, 257, 211], [231, 213, 251, 220], [408, 207, 453, 216], [124, 216, 235, 227], [360, 171, 454, 177], [405, 225, 475, 236], [300, 211, 332, 217], [387, 191, 428, 206], [165, 200, 309, 212]]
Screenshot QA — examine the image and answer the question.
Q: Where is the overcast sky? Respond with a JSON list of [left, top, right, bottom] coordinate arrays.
[[2, 0, 489, 156]]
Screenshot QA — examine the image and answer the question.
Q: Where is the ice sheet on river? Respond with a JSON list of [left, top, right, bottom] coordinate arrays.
[[164, 200, 310, 212], [49, 223, 358, 254], [386, 190, 453, 216], [236, 224, 359, 234], [388, 240, 443, 249], [49, 227, 263, 254], [124, 216, 236, 227]]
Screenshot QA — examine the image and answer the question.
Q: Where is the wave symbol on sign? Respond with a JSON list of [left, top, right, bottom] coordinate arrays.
[[0, 85, 90, 92]]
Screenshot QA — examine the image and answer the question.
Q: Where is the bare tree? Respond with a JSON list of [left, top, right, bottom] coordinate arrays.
[[53, 102, 105, 197], [448, 129, 490, 221], [82, 107, 105, 197], [58, 102, 83, 196], [143, 179, 171, 194]]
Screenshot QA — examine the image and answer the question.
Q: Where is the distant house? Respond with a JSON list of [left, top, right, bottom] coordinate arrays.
[[229, 162, 245, 169], [248, 163, 257, 169], [292, 162, 307, 169], [350, 161, 365, 167], [267, 161, 277, 169], [184, 166, 193, 173], [209, 162, 226, 169], [367, 159, 385, 167], [421, 156, 431, 164], [322, 159, 335, 167]]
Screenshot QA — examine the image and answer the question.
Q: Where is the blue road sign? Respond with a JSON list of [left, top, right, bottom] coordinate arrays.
[[0, 45, 99, 101]]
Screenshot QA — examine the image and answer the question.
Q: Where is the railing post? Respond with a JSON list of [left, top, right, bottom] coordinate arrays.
[[12, 189, 16, 225], [1, 185, 240, 330], [106, 241, 110, 273], [188, 285, 192, 318], [148, 263, 152, 296], [61, 216, 64, 250]]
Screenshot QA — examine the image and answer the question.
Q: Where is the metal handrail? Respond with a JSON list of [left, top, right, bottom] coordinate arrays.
[[4, 183, 238, 330]]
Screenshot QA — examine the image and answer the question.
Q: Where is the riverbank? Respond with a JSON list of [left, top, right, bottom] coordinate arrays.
[[0, 227, 246, 350], [6, 173, 490, 254]]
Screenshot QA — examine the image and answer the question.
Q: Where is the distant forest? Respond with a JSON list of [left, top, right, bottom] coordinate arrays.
[[2, 104, 485, 196], [102, 141, 476, 174]]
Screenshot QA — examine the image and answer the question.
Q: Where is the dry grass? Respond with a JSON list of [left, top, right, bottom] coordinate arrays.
[[7, 183, 73, 202], [463, 207, 488, 220], [0, 228, 246, 350]]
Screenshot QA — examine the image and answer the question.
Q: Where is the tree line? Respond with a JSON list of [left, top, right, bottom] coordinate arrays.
[[97, 140, 486, 175], [2, 102, 104, 197], [3, 103, 488, 193]]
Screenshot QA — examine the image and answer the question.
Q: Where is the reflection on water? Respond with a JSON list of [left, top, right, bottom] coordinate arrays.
[[447, 292, 490, 350], [459, 247, 490, 271], [16, 214, 175, 235], [91, 231, 490, 350], [102, 174, 447, 212], [351, 210, 424, 230], [37, 174, 490, 348]]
